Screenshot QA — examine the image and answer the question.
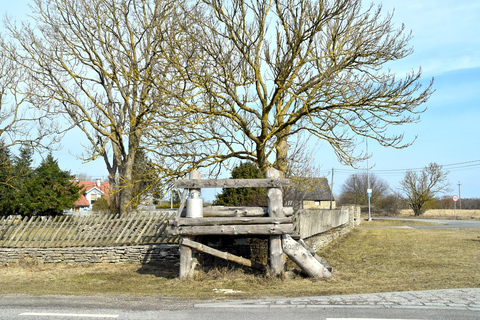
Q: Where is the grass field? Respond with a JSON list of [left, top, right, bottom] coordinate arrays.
[[0, 219, 479, 300]]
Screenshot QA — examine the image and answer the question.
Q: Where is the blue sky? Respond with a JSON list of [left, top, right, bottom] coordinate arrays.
[[2, 0, 479, 200], [318, 0, 480, 199]]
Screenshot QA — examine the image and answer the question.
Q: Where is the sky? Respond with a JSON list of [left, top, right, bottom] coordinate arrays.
[[314, 0, 480, 199], [2, 0, 479, 200]]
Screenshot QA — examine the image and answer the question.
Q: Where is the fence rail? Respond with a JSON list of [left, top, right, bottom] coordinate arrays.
[[0, 211, 178, 248]]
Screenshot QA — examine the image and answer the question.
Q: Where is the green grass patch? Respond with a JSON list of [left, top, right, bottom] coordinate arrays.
[[1, 227, 479, 299]]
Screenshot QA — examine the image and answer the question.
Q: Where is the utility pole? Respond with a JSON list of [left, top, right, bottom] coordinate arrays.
[[366, 139, 372, 221], [458, 181, 462, 210], [330, 167, 334, 209]]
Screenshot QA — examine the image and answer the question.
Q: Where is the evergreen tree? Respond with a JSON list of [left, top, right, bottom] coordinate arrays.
[[0, 141, 16, 216], [12, 145, 35, 214], [21, 154, 83, 216], [214, 162, 267, 206]]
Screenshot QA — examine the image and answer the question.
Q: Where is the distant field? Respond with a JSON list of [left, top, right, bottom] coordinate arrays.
[[399, 209, 480, 220]]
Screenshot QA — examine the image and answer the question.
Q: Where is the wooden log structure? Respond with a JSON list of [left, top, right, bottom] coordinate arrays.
[[175, 168, 293, 279]]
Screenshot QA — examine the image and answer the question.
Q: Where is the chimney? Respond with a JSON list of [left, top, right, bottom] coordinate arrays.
[[96, 179, 101, 187]]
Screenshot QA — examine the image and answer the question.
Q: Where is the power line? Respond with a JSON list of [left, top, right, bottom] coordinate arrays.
[[334, 159, 480, 176]]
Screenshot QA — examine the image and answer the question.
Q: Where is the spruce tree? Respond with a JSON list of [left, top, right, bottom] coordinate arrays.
[[214, 162, 267, 206], [0, 141, 16, 216], [23, 154, 83, 216]]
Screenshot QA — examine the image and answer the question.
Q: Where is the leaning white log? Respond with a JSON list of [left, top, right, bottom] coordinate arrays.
[[282, 234, 332, 278]]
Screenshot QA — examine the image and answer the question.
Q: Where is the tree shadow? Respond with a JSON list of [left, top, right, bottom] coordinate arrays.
[[136, 260, 179, 279], [136, 244, 180, 279]]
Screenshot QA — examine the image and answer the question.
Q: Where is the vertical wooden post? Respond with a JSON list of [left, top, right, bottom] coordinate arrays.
[[266, 168, 285, 277], [179, 170, 201, 280]]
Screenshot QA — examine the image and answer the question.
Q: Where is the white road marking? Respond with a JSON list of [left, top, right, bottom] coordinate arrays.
[[19, 312, 119, 318], [326, 318, 424, 320]]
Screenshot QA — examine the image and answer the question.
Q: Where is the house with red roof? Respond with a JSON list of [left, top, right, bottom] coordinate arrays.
[[71, 179, 110, 212]]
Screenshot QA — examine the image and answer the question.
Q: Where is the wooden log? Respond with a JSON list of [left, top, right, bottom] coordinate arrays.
[[173, 217, 293, 227], [175, 178, 290, 189], [266, 168, 285, 277], [282, 234, 332, 278], [181, 238, 265, 271], [266, 169, 284, 218], [195, 206, 293, 217], [179, 236, 196, 280], [169, 223, 294, 236]]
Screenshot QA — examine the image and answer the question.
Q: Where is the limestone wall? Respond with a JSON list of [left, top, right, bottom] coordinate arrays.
[[0, 244, 178, 265]]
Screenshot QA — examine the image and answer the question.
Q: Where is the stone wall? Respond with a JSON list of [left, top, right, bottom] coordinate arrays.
[[295, 206, 360, 239], [0, 244, 179, 265], [302, 206, 361, 252], [1, 207, 361, 265]]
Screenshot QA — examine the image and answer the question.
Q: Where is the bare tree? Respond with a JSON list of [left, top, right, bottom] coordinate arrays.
[[167, 0, 433, 176], [0, 48, 57, 149], [400, 163, 450, 216], [339, 172, 390, 207], [3, 0, 190, 213]]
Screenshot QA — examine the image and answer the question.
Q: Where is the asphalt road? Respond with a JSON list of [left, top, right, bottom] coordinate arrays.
[[1, 289, 479, 320], [373, 217, 480, 229]]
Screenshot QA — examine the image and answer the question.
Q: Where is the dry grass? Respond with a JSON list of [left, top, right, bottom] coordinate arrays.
[[398, 209, 480, 220], [1, 219, 479, 299]]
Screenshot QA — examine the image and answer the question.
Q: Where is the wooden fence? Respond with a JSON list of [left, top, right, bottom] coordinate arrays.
[[0, 210, 178, 248]]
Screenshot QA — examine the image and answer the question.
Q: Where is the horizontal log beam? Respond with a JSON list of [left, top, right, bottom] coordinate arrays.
[[173, 217, 293, 227], [168, 223, 294, 236], [180, 238, 265, 271], [190, 206, 293, 217], [175, 178, 290, 189]]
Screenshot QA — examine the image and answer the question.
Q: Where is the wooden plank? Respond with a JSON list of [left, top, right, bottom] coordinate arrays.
[[152, 214, 173, 243], [169, 223, 294, 236], [181, 238, 265, 271], [84, 213, 111, 247], [70, 215, 90, 246], [115, 212, 138, 243], [174, 217, 293, 227], [12, 216, 37, 247], [134, 213, 156, 244], [48, 215, 70, 247], [60, 215, 79, 246], [120, 212, 144, 244], [24, 216, 46, 247], [4, 217, 28, 247], [0, 217, 18, 244], [175, 178, 290, 189]]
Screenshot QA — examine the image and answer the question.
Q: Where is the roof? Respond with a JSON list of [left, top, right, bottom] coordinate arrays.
[[302, 178, 332, 201], [285, 177, 333, 202], [73, 180, 111, 207], [75, 195, 91, 207], [76, 180, 110, 195]]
